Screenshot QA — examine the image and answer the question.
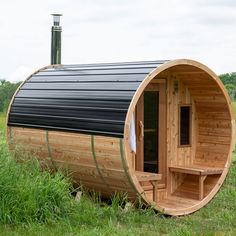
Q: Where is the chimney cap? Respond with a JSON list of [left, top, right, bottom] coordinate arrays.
[[52, 13, 63, 16], [52, 14, 62, 26]]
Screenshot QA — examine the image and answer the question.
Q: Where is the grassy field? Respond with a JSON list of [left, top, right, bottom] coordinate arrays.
[[0, 113, 6, 134], [0, 103, 235, 236]]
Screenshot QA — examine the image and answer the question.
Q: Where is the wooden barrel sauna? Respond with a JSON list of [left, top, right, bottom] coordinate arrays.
[[7, 59, 235, 216]]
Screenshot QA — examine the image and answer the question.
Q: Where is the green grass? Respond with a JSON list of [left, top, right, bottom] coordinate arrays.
[[0, 113, 6, 137], [0, 114, 80, 227], [0, 112, 236, 235]]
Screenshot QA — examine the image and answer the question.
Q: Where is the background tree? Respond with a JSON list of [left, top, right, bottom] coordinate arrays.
[[219, 72, 236, 101], [0, 79, 21, 112]]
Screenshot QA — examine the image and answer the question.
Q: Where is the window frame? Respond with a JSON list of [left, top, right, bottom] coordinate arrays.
[[178, 104, 192, 147]]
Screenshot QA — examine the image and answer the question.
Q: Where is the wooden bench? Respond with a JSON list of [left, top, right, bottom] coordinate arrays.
[[135, 171, 162, 202], [169, 165, 223, 200]]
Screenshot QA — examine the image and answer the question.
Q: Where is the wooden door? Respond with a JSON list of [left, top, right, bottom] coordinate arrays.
[[135, 82, 167, 187]]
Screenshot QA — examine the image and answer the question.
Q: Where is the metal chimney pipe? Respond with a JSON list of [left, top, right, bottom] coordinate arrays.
[[51, 14, 62, 65]]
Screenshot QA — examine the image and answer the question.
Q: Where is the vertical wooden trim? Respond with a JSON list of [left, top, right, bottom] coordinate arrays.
[[91, 135, 112, 193], [135, 94, 144, 171], [158, 82, 167, 187], [166, 74, 172, 196], [191, 100, 197, 166]]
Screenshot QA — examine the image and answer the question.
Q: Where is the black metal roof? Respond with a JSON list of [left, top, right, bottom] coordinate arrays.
[[8, 60, 168, 137]]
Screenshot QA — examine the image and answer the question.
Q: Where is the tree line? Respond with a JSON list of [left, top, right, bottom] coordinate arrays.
[[0, 79, 21, 112], [0, 73, 235, 113], [219, 72, 236, 101]]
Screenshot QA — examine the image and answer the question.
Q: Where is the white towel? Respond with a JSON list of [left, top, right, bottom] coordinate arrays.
[[129, 113, 136, 153]]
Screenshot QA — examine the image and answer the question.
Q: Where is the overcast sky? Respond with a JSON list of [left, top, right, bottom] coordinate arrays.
[[0, 0, 236, 82]]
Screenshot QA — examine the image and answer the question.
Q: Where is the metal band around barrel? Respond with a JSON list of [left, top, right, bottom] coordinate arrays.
[[45, 130, 56, 170], [91, 135, 112, 193], [119, 138, 139, 195]]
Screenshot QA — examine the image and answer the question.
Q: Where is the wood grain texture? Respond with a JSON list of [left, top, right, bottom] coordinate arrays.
[[124, 59, 235, 215], [8, 127, 137, 198]]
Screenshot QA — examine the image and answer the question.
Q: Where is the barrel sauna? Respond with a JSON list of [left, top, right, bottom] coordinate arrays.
[[7, 59, 235, 216]]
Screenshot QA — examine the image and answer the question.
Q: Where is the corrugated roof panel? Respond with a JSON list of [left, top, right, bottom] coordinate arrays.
[[8, 60, 167, 137], [22, 82, 140, 90], [29, 74, 146, 82]]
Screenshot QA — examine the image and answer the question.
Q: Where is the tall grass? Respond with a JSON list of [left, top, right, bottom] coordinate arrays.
[[2, 160, 235, 235], [0, 139, 77, 225], [0, 113, 6, 135]]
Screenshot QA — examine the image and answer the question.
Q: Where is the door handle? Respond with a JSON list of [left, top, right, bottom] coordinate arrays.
[[139, 121, 144, 141]]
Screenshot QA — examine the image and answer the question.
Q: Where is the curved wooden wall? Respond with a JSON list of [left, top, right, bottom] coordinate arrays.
[[8, 127, 139, 199], [123, 60, 235, 215]]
